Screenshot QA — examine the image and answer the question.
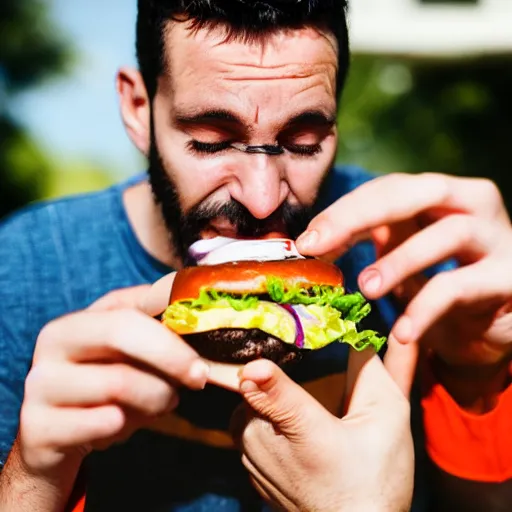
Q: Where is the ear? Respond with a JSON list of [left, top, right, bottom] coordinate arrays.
[[116, 67, 151, 156]]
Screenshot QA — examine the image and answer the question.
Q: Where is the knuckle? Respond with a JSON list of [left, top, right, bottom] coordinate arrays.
[[423, 173, 450, 203], [98, 290, 125, 310], [431, 271, 465, 304], [430, 271, 452, 292], [241, 421, 259, 448], [24, 363, 52, 399], [450, 215, 474, 246], [146, 382, 175, 416], [479, 178, 502, 204], [35, 320, 61, 352], [87, 407, 126, 441], [106, 366, 132, 402], [384, 248, 411, 283], [383, 172, 404, 184], [422, 272, 455, 307], [33, 316, 71, 362], [19, 403, 39, 432]]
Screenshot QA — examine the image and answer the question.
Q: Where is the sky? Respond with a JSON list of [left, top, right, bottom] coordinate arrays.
[[15, 0, 142, 176]]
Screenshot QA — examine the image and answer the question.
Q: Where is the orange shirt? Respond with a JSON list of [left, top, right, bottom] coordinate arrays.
[[422, 363, 512, 483]]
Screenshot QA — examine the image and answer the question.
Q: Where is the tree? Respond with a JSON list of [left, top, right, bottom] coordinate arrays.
[[0, 0, 70, 219], [338, 55, 512, 213]]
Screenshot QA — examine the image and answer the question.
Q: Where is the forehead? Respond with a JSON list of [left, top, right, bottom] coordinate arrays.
[[159, 22, 338, 121]]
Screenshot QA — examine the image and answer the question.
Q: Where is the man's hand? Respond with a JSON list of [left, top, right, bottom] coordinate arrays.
[[297, 173, 512, 376], [1, 277, 209, 511], [231, 352, 414, 512]]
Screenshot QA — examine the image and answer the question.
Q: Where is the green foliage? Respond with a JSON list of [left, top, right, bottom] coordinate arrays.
[[0, 0, 71, 219], [338, 55, 512, 212]]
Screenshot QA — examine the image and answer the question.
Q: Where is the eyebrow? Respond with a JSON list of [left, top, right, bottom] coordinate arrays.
[[284, 110, 337, 129], [174, 108, 337, 130], [175, 109, 244, 126]]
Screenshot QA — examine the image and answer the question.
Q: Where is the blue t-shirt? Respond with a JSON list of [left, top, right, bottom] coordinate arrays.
[[0, 166, 426, 511]]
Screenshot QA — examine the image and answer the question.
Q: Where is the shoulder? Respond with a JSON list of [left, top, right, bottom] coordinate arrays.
[[1, 181, 122, 237], [0, 176, 144, 313], [0, 173, 145, 240], [1, 184, 116, 237]]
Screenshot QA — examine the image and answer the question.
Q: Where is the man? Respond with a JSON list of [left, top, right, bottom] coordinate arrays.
[[0, 0, 511, 510]]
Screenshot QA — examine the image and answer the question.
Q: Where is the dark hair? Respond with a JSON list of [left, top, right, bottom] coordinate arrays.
[[136, 0, 350, 101]]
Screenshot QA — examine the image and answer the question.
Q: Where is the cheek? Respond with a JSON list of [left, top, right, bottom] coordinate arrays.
[[156, 137, 234, 210], [151, 96, 234, 211], [286, 138, 337, 205]]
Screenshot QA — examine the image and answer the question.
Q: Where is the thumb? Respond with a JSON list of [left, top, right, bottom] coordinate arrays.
[[239, 359, 332, 439]]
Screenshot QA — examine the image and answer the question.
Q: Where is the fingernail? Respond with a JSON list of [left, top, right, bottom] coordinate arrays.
[[361, 269, 382, 295], [393, 316, 413, 344], [297, 230, 319, 251], [240, 380, 259, 395], [189, 360, 210, 388]]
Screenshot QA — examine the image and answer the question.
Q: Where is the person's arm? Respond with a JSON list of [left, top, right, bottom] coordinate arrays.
[[231, 350, 414, 512], [0, 280, 208, 511], [294, 172, 512, 509], [421, 356, 512, 512], [0, 439, 82, 512]]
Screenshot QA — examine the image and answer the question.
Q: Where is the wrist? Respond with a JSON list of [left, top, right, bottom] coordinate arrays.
[[429, 354, 512, 414], [0, 437, 83, 512]]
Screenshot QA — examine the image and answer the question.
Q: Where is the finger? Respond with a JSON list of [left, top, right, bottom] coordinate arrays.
[[27, 363, 179, 416], [372, 222, 428, 304], [23, 404, 127, 450], [345, 350, 409, 416], [344, 347, 375, 411], [383, 335, 419, 397], [87, 285, 152, 312], [359, 215, 498, 300], [239, 359, 333, 439], [485, 304, 512, 346], [392, 260, 512, 346], [34, 309, 209, 390], [297, 173, 508, 256], [140, 272, 177, 317]]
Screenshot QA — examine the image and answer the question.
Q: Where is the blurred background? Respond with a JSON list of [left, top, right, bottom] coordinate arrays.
[[1, 0, 511, 220]]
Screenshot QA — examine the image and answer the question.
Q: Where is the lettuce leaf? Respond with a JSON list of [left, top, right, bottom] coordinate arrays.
[[266, 276, 370, 322], [187, 289, 259, 311]]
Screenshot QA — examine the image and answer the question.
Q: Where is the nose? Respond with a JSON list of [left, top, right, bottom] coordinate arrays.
[[227, 154, 289, 219]]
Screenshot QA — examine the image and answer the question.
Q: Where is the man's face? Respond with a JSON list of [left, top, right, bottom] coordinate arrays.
[[149, 22, 339, 263]]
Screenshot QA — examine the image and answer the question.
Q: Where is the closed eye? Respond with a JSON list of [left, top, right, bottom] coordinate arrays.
[[187, 140, 233, 154], [187, 140, 322, 157], [284, 143, 322, 156]]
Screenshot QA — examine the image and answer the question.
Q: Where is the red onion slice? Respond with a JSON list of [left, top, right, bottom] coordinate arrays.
[[280, 304, 305, 349]]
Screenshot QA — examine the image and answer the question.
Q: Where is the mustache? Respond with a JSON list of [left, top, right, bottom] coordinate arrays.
[[180, 199, 313, 247]]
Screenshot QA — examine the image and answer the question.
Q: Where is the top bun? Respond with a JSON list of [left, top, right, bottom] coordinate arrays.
[[170, 259, 344, 303]]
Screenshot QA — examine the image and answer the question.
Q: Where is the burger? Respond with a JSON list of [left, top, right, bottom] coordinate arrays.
[[161, 238, 386, 387]]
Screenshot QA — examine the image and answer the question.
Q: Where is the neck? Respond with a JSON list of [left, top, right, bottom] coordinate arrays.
[[123, 179, 184, 270]]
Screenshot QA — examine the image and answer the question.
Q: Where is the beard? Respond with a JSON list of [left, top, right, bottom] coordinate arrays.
[[147, 136, 314, 266]]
